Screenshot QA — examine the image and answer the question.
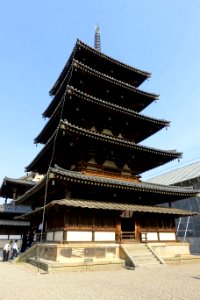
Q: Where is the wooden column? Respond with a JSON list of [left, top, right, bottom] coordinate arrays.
[[135, 215, 141, 241], [116, 213, 121, 242]]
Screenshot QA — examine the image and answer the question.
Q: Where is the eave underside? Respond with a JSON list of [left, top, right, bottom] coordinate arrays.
[[49, 39, 151, 96], [15, 167, 197, 206], [0, 177, 36, 199], [44, 60, 158, 118], [36, 86, 169, 145], [26, 122, 181, 174], [18, 198, 198, 220]]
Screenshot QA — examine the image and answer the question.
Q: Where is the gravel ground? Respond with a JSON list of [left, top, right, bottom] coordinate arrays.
[[0, 261, 200, 300]]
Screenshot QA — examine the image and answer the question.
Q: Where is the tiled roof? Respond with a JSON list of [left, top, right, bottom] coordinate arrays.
[[0, 219, 30, 226], [50, 166, 196, 196], [60, 120, 181, 157], [15, 167, 198, 205], [26, 120, 182, 173], [68, 86, 167, 125], [0, 204, 31, 214], [19, 198, 198, 219], [36, 85, 169, 145], [72, 59, 158, 99], [45, 58, 158, 118], [49, 39, 151, 95], [27, 120, 181, 173], [148, 161, 200, 185], [0, 176, 36, 199], [77, 40, 151, 77], [2, 177, 36, 187]]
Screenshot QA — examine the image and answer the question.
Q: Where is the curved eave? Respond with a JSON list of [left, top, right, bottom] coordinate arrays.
[[73, 59, 158, 99], [49, 39, 151, 96], [44, 59, 158, 118], [35, 85, 169, 145], [0, 177, 36, 199], [14, 175, 47, 205], [2, 177, 35, 187], [50, 167, 196, 198], [43, 64, 73, 118], [15, 167, 198, 205], [60, 120, 181, 159], [35, 100, 62, 144], [18, 199, 198, 220], [77, 39, 151, 81], [26, 121, 181, 173], [69, 86, 166, 125]]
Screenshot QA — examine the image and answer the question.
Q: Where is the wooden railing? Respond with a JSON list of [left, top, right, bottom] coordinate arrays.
[[77, 162, 141, 182], [119, 231, 135, 241]]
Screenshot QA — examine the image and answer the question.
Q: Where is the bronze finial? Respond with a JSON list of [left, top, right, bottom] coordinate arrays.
[[94, 24, 101, 51]]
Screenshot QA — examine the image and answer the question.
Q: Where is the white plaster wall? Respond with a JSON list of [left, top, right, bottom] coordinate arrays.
[[94, 231, 115, 241], [54, 231, 63, 242], [9, 235, 21, 240], [46, 232, 54, 241], [159, 232, 176, 241], [0, 235, 9, 239], [67, 231, 92, 242]]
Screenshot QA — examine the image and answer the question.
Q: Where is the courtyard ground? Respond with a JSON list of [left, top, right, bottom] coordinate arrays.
[[0, 260, 200, 300]]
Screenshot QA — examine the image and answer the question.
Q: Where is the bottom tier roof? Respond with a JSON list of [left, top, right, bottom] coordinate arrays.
[[14, 166, 199, 206], [17, 198, 198, 220]]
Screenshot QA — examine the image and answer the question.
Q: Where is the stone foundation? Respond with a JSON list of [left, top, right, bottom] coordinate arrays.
[[149, 241, 191, 258], [34, 243, 120, 263]]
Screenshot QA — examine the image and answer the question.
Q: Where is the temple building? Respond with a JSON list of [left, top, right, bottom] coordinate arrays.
[[1, 32, 199, 269], [0, 174, 34, 247]]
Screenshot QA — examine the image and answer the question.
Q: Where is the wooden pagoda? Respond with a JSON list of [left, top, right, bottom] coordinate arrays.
[[14, 39, 198, 250]]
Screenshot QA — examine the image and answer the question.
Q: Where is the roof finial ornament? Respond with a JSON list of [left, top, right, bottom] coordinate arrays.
[[94, 24, 101, 52]]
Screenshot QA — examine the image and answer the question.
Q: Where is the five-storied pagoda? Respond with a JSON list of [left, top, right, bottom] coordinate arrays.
[[2, 28, 199, 268]]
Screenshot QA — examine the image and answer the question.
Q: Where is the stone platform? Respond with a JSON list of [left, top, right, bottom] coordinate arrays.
[[13, 241, 200, 272]]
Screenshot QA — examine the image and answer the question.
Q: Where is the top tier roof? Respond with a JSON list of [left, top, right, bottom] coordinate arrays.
[[49, 39, 151, 96]]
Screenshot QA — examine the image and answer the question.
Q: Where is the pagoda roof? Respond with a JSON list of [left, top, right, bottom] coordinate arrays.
[[15, 166, 199, 205], [18, 199, 198, 220], [26, 120, 182, 174], [44, 60, 158, 118], [49, 39, 151, 96], [35, 85, 169, 145], [0, 176, 36, 199]]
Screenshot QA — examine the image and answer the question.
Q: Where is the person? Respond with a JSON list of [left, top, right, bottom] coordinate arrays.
[[21, 233, 28, 253], [3, 241, 13, 262], [10, 240, 19, 260], [27, 229, 34, 248]]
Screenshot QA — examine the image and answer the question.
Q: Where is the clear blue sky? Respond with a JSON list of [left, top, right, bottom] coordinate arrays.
[[1, 0, 200, 197]]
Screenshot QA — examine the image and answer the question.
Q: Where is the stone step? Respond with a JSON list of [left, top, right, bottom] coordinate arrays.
[[121, 243, 164, 268], [133, 257, 159, 263], [132, 253, 157, 259]]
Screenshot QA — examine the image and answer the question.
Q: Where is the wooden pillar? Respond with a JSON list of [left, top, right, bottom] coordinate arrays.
[[135, 215, 141, 241], [63, 230, 67, 243], [116, 213, 121, 242]]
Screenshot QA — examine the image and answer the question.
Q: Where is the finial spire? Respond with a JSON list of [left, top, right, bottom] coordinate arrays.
[[94, 24, 101, 52]]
